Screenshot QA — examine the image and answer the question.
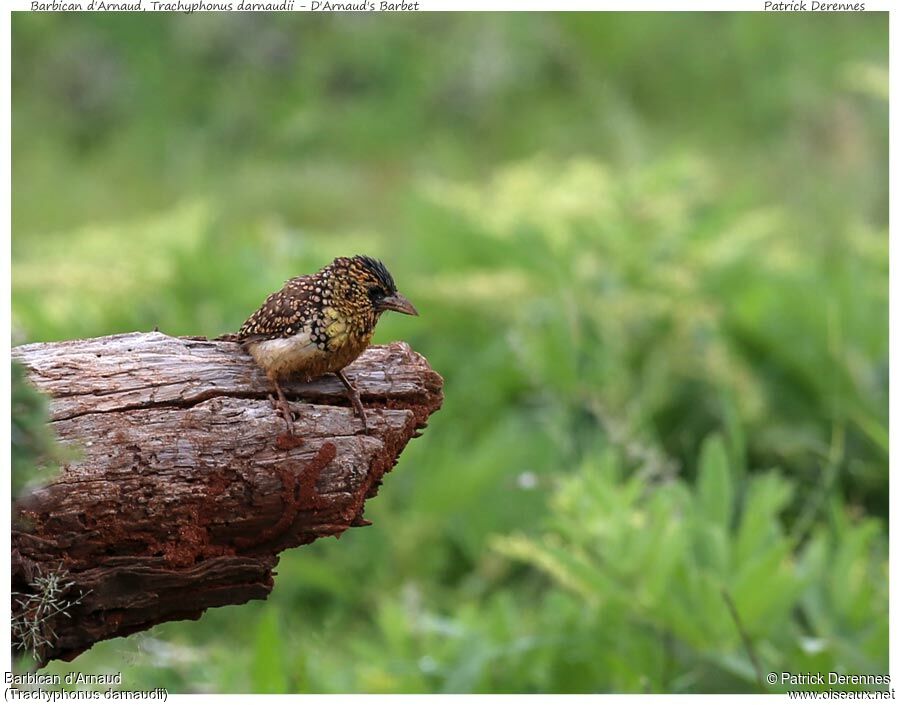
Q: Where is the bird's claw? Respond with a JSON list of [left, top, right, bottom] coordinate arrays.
[[335, 369, 372, 435], [350, 396, 370, 435], [269, 393, 296, 437]]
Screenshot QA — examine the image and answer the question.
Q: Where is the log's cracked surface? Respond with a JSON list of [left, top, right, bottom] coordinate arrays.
[[11, 332, 443, 665]]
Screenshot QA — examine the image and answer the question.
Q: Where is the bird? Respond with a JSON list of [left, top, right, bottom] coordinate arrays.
[[224, 255, 418, 437]]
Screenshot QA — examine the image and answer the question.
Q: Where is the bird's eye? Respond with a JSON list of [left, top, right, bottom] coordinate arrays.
[[368, 285, 385, 302]]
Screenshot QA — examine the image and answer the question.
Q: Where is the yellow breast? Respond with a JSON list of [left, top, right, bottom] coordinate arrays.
[[247, 311, 374, 381]]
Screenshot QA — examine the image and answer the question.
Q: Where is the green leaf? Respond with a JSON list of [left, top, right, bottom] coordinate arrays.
[[735, 472, 794, 565], [696, 434, 734, 531], [251, 607, 289, 694], [729, 538, 802, 634]]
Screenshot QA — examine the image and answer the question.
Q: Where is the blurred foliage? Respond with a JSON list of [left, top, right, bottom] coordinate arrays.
[[13, 11, 886, 694], [12, 361, 65, 501], [493, 436, 887, 692]]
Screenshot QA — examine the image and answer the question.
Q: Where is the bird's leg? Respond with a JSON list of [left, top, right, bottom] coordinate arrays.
[[336, 369, 368, 433], [269, 375, 295, 436]]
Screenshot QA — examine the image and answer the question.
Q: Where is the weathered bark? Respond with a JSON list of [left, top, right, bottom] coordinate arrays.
[[11, 332, 443, 665]]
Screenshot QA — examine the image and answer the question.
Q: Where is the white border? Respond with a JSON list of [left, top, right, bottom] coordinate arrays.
[[3, 4, 894, 703]]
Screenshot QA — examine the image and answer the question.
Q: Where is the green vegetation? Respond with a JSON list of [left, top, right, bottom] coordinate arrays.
[[12, 361, 67, 501], [12, 12, 887, 694]]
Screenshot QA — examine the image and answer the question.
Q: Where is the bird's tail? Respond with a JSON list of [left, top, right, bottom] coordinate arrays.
[[214, 332, 243, 342]]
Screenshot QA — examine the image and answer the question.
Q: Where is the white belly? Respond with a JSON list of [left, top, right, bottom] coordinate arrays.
[[246, 331, 326, 380]]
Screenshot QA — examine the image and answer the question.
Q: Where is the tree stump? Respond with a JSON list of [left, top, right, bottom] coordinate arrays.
[[11, 332, 443, 665]]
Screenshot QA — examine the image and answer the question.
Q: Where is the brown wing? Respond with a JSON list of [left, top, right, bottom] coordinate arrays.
[[237, 275, 322, 342]]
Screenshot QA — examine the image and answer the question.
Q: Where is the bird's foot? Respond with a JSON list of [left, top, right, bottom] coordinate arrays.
[[350, 389, 369, 436], [355, 405, 369, 435], [268, 393, 295, 432], [335, 370, 370, 435]]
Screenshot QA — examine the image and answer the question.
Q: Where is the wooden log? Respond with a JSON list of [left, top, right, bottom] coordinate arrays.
[[11, 332, 443, 665]]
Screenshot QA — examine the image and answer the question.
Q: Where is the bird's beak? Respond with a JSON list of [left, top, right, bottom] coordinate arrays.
[[379, 292, 419, 316]]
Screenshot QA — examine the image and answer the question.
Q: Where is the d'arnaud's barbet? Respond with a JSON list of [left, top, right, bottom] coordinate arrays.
[[222, 255, 418, 437]]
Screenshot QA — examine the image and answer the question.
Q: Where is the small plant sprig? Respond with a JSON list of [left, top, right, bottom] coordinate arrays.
[[12, 563, 90, 663]]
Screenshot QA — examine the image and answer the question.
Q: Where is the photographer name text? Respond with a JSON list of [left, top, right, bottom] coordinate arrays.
[[764, 1, 866, 9]]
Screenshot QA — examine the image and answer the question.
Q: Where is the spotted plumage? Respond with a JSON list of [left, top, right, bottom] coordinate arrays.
[[226, 255, 418, 436]]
